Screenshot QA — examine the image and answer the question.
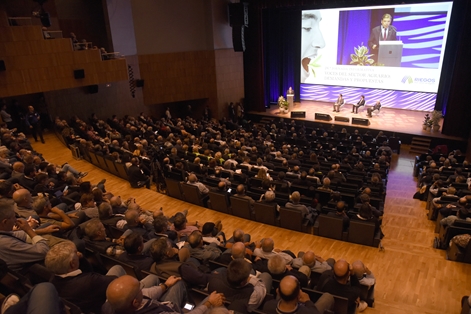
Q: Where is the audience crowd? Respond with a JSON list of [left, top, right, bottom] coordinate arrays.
[[0, 108, 403, 314]]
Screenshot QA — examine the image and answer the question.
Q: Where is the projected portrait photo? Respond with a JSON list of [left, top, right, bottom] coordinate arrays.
[[300, 10, 326, 83]]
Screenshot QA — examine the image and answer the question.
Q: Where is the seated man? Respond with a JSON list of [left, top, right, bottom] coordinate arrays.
[[263, 275, 334, 314], [216, 241, 252, 265], [351, 260, 376, 303], [123, 209, 154, 241], [187, 174, 209, 195], [326, 201, 350, 232], [366, 101, 381, 117], [261, 254, 310, 288], [84, 218, 125, 257], [0, 202, 49, 272], [127, 157, 150, 189], [45, 241, 126, 313], [291, 250, 334, 274], [253, 237, 294, 264], [285, 191, 317, 224], [208, 258, 271, 313], [352, 95, 365, 114], [118, 233, 154, 271], [183, 230, 221, 263], [150, 237, 188, 278], [104, 275, 224, 314], [317, 259, 367, 314], [233, 184, 255, 207], [440, 207, 471, 228], [333, 94, 344, 112]]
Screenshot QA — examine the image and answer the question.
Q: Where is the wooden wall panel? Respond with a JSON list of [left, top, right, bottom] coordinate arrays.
[[0, 24, 128, 98]]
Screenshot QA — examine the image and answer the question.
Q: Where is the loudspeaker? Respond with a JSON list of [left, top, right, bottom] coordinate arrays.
[[74, 69, 85, 79], [228, 3, 248, 26], [315, 113, 332, 121], [0, 60, 5, 72], [232, 26, 246, 52], [335, 116, 349, 122], [352, 117, 370, 126], [135, 79, 144, 87], [291, 111, 306, 118], [88, 85, 98, 94]]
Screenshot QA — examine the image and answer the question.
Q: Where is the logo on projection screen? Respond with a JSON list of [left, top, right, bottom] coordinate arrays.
[[401, 76, 435, 85], [401, 76, 413, 84]]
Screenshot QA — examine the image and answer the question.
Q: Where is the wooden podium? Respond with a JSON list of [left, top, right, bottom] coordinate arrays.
[[287, 93, 294, 112]]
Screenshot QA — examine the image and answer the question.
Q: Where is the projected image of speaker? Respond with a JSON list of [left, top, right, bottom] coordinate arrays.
[[335, 116, 349, 122], [352, 117, 370, 126], [291, 111, 306, 118], [315, 113, 332, 121]]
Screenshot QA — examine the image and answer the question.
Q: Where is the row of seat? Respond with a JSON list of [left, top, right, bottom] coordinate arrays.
[[166, 178, 381, 247]]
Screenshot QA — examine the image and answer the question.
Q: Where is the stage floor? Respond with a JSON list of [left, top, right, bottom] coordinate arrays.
[[250, 100, 465, 141]]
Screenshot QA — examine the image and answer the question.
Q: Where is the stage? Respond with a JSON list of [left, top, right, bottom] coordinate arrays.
[[248, 100, 465, 142]]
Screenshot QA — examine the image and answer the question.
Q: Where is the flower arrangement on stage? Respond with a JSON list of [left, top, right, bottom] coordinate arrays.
[[350, 44, 374, 66], [423, 113, 432, 130], [278, 96, 289, 113]]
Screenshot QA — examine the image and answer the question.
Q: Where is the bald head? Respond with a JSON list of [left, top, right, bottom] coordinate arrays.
[[109, 196, 122, 207], [231, 242, 246, 259], [302, 251, 316, 267], [351, 260, 366, 280], [125, 209, 139, 227], [12, 189, 32, 207], [279, 275, 300, 302], [261, 238, 274, 253], [333, 259, 350, 283], [106, 275, 141, 313]]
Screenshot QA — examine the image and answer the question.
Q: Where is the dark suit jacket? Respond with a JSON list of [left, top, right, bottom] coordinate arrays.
[[368, 25, 397, 50], [127, 165, 148, 188], [355, 98, 365, 107]]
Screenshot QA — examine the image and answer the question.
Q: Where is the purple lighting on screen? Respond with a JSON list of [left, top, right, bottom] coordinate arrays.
[[300, 84, 436, 111]]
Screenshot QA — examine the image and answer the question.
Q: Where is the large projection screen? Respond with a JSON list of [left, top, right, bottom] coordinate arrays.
[[300, 2, 453, 111]]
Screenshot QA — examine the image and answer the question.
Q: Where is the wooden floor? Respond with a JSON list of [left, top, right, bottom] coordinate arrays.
[[34, 132, 471, 314]]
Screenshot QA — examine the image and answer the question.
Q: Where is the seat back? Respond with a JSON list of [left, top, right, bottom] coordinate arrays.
[[303, 288, 349, 314], [208, 191, 231, 214], [115, 162, 129, 180], [180, 183, 204, 206], [104, 157, 120, 176], [348, 220, 376, 246], [315, 189, 332, 206], [95, 154, 109, 171], [317, 215, 344, 240], [253, 202, 278, 226], [165, 178, 184, 200], [99, 253, 143, 280], [230, 196, 253, 220], [279, 207, 310, 233]]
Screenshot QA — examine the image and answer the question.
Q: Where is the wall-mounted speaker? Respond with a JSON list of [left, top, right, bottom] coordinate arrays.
[[315, 113, 332, 121], [0, 60, 5, 72], [228, 3, 248, 27], [291, 111, 306, 118], [352, 117, 370, 126], [334, 116, 349, 122], [87, 85, 98, 94], [135, 79, 144, 87], [74, 69, 85, 79], [232, 26, 246, 52]]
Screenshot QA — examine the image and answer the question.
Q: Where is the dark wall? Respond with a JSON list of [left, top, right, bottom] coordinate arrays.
[[55, 0, 111, 52]]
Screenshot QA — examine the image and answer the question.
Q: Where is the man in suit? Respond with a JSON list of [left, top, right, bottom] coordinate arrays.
[[333, 94, 344, 112], [368, 13, 397, 54], [128, 157, 150, 189], [352, 95, 365, 114], [367, 101, 381, 117]]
